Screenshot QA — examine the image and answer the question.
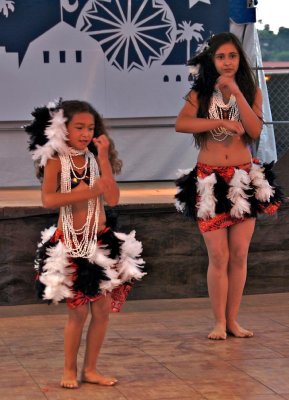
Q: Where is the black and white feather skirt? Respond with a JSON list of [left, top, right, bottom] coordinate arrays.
[[34, 226, 146, 305], [175, 160, 284, 232]]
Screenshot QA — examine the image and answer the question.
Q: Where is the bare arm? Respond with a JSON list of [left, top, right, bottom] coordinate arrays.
[[93, 135, 120, 207], [235, 87, 263, 139], [175, 90, 245, 135]]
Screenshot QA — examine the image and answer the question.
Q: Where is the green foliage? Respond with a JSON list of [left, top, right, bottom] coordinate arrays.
[[276, 52, 289, 61], [258, 27, 289, 61]]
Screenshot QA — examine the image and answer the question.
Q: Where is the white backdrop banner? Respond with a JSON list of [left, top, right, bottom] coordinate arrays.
[[0, 0, 229, 121], [0, 0, 233, 185]]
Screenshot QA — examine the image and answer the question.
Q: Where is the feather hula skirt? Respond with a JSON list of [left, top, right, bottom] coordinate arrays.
[[175, 159, 283, 233], [34, 226, 146, 311]]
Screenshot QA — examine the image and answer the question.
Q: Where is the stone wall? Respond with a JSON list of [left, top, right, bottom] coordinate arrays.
[[0, 202, 288, 305]]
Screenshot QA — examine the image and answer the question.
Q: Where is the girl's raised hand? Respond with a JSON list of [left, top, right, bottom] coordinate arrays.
[[92, 134, 110, 159], [222, 119, 245, 136], [215, 76, 240, 96]]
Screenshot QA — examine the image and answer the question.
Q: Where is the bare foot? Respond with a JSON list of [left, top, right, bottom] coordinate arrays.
[[60, 369, 78, 389], [82, 370, 118, 386], [208, 323, 227, 340], [227, 321, 253, 338]]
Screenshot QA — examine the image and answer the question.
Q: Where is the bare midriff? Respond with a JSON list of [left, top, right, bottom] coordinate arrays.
[[197, 135, 252, 166], [57, 180, 107, 233]]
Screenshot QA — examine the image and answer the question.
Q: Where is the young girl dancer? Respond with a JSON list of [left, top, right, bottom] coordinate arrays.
[[175, 32, 282, 340], [25, 99, 145, 388]]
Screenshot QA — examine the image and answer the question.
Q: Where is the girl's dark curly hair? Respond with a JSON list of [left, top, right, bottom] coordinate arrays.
[[61, 100, 122, 174], [186, 32, 259, 148]]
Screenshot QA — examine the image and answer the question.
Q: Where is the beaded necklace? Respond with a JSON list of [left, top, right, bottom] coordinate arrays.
[[59, 148, 100, 258], [208, 88, 240, 142]]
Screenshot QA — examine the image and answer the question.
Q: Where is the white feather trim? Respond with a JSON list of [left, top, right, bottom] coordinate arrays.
[[175, 199, 185, 213], [89, 244, 117, 269], [228, 169, 251, 218], [176, 168, 193, 179], [249, 163, 275, 202], [114, 230, 135, 242], [43, 283, 73, 304], [31, 109, 69, 167], [35, 225, 58, 270], [99, 267, 122, 293], [32, 144, 56, 167], [196, 173, 217, 219], [175, 169, 194, 213], [189, 64, 200, 75], [39, 240, 73, 304], [40, 225, 57, 244], [115, 231, 142, 258], [88, 243, 122, 293], [114, 231, 146, 282], [47, 100, 59, 109], [117, 258, 146, 282]]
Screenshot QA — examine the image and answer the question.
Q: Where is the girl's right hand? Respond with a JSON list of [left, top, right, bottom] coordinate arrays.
[[221, 119, 245, 136], [92, 135, 110, 160], [215, 76, 241, 97]]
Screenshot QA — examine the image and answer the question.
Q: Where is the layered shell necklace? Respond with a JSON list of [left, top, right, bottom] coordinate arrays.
[[208, 88, 240, 141], [59, 148, 100, 258]]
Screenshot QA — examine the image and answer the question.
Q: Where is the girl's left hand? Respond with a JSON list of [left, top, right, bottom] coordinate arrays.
[[215, 76, 240, 96], [92, 134, 109, 158]]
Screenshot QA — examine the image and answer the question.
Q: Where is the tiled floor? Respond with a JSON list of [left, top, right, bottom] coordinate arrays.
[[1, 293, 289, 400]]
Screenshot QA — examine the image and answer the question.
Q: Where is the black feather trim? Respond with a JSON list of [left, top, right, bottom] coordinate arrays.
[[72, 229, 124, 296], [214, 173, 231, 214], [105, 207, 119, 231], [263, 162, 285, 204], [73, 258, 110, 296], [34, 239, 59, 301], [246, 187, 259, 217], [98, 228, 123, 259], [175, 168, 198, 219], [25, 98, 62, 151]]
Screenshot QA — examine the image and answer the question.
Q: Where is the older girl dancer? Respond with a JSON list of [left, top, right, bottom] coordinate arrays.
[[175, 32, 282, 340]]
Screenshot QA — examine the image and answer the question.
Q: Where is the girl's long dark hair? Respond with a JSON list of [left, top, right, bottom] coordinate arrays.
[[62, 100, 122, 174], [186, 32, 259, 148]]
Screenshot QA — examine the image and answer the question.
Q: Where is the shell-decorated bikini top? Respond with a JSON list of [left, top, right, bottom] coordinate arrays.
[[70, 168, 90, 189]]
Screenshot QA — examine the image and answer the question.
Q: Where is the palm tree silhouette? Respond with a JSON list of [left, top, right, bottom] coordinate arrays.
[[0, 0, 15, 18], [176, 21, 204, 60]]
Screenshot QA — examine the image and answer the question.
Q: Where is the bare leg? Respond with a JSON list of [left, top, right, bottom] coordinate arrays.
[[226, 219, 256, 337], [82, 294, 117, 386], [61, 304, 89, 389], [203, 228, 229, 340]]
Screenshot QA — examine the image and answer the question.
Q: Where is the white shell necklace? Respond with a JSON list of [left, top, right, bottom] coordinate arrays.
[[69, 148, 89, 178], [208, 88, 240, 142], [59, 148, 100, 258]]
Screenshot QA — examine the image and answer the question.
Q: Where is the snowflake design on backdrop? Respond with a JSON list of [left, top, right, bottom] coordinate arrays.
[[0, 0, 15, 17], [77, 0, 176, 71]]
